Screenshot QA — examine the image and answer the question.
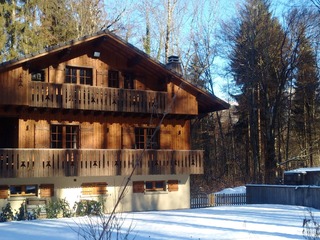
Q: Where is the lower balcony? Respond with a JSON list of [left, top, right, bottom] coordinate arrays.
[[0, 149, 203, 178]]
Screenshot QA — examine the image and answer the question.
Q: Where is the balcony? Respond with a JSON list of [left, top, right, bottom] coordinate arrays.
[[0, 81, 167, 114], [0, 149, 203, 178], [29, 82, 167, 114]]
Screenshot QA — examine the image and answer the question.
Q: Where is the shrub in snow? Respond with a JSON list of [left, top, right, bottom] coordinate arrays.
[[0, 203, 14, 222], [46, 198, 72, 218], [14, 202, 37, 220], [73, 199, 104, 217], [303, 209, 320, 240]]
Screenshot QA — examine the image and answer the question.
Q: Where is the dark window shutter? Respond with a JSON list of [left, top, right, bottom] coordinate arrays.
[[81, 182, 107, 195], [0, 185, 8, 199], [39, 184, 54, 197], [168, 180, 179, 192], [133, 181, 144, 193], [93, 182, 107, 195]]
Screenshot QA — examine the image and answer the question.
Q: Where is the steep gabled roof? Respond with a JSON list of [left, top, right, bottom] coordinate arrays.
[[0, 30, 229, 114]]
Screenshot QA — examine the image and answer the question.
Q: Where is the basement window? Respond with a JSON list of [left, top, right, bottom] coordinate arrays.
[[145, 181, 166, 192], [10, 185, 38, 196]]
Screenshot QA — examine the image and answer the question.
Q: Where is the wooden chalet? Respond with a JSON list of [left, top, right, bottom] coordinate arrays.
[[0, 30, 228, 213]]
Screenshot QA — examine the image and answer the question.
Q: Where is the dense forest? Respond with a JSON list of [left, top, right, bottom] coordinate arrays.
[[1, 0, 320, 192]]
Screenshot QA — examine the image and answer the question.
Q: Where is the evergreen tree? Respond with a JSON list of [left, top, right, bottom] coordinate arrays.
[[229, 0, 288, 183], [19, 0, 43, 55], [0, 0, 107, 60], [37, 0, 78, 46], [0, 2, 7, 61], [1, 0, 23, 60], [292, 29, 319, 167]]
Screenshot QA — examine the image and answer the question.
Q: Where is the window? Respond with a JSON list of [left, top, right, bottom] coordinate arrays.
[[10, 185, 37, 196], [65, 67, 77, 84], [145, 181, 166, 192], [108, 70, 119, 88], [66, 125, 79, 148], [51, 124, 79, 149], [51, 125, 62, 148], [81, 182, 107, 195], [65, 66, 93, 85], [79, 68, 93, 85], [124, 73, 134, 89], [135, 127, 159, 149], [133, 180, 177, 193]]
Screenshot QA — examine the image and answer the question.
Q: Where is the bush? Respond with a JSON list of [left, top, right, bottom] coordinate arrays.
[[0, 203, 14, 222], [59, 198, 72, 218], [303, 209, 320, 240], [46, 198, 72, 218], [74, 200, 103, 217], [15, 202, 27, 221], [31, 205, 43, 219]]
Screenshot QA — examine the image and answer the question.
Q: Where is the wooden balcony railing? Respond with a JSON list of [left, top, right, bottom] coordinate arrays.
[[29, 82, 167, 114], [0, 149, 203, 178]]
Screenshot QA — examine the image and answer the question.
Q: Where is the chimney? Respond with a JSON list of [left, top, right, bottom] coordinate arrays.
[[166, 55, 182, 75]]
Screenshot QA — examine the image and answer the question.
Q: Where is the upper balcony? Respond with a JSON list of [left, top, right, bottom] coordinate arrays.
[[0, 149, 203, 178], [0, 81, 169, 115], [30, 82, 167, 114]]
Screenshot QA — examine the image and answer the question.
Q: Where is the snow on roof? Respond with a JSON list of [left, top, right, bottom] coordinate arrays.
[[284, 167, 320, 174], [214, 186, 246, 194]]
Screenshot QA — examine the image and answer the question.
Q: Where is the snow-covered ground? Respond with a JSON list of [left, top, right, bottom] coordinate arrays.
[[0, 204, 318, 240]]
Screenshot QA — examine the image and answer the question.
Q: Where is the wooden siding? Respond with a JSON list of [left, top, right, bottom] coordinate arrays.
[[167, 82, 198, 115], [0, 149, 203, 178], [18, 119, 191, 151]]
